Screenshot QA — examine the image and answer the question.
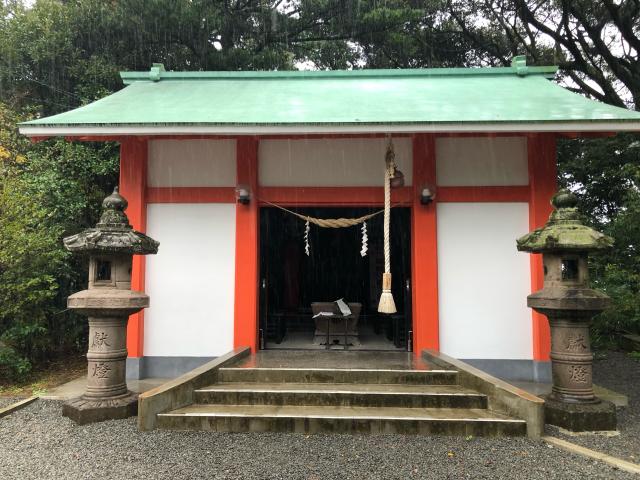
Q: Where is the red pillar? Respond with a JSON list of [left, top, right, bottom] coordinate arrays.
[[119, 138, 148, 358], [233, 137, 260, 351], [527, 133, 557, 361], [411, 134, 439, 353]]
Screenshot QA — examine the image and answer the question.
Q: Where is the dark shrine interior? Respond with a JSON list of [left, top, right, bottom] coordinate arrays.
[[259, 206, 412, 351]]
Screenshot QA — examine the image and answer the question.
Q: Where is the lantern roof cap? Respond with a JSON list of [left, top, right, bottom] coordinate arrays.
[[63, 187, 159, 255], [517, 189, 613, 253]]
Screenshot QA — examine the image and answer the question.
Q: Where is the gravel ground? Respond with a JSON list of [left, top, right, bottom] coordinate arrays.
[[549, 350, 640, 464], [0, 396, 23, 409], [0, 400, 635, 480]]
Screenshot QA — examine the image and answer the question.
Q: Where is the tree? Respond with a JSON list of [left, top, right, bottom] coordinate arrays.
[[447, 0, 640, 109], [0, 100, 120, 381]]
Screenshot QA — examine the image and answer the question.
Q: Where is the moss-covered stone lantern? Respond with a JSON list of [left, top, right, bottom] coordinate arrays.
[[517, 189, 615, 431], [62, 187, 159, 424]]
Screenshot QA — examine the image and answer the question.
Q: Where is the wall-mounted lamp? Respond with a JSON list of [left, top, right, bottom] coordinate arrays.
[[390, 169, 405, 188], [420, 187, 435, 205], [235, 185, 251, 205]]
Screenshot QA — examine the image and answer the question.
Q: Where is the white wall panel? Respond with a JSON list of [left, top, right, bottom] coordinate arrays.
[[437, 202, 532, 359], [145, 204, 236, 357], [259, 137, 412, 186], [148, 139, 236, 187], [436, 137, 528, 186]]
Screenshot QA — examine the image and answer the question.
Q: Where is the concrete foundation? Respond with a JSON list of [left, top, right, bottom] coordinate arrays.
[[544, 395, 617, 432], [464, 359, 551, 382], [62, 391, 138, 425], [127, 356, 552, 382]]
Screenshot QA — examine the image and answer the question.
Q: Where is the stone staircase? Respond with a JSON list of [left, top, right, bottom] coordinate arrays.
[[155, 355, 527, 436]]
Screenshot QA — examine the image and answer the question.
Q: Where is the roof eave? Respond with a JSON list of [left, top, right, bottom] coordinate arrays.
[[18, 120, 640, 137]]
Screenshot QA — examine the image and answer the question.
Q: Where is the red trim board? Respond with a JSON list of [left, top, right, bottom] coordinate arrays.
[[411, 134, 439, 353], [259, 187, 412, 206], [233, 137, 260, 352], [528, 133, 557, 361], [119, 139, 148, 358]]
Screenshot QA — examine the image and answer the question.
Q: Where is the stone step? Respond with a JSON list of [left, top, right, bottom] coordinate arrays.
[[194, 383, 487, 409], [217, 367, 458, 385], [157, 404, 526, 436]]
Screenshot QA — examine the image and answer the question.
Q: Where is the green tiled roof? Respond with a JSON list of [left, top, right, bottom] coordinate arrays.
[[18, 57, 640, 136]]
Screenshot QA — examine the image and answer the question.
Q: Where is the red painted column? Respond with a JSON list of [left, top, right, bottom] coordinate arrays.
[[233, 137, 260, 351], [119, 138, 148, 358], [527, 133, 557, 361], [411, 134, 439, 353]]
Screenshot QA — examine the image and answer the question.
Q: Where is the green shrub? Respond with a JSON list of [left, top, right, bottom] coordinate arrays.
[[0, 344, 31, 383], [0, 105, 117, 382]]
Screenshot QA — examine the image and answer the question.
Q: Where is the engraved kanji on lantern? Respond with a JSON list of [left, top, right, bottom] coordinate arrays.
[[62, 187, 159, 424], [517, 189, 616, 431]]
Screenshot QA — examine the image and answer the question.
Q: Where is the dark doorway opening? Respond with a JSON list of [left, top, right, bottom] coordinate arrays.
[[259, 206, 412, 351]]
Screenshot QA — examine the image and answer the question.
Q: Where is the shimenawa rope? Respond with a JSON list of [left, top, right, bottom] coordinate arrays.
[[260, 199, 383, 228]]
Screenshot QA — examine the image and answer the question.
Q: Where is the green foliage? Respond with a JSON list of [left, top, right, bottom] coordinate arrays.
[[0, 345, 32, 382], [558, 134, 640, 347], [0, 100, 118, 381], [0, 159, 66, 380]]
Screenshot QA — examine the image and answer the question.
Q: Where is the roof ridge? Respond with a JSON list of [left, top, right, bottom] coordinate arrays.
[[120, 64, 558, 84]]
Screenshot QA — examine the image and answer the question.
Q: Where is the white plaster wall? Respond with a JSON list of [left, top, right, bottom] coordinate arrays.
[[144, 204, 236, 357], [259, 137, 412, 186], [148, 139, 236, 187], [437, 202, 532, 359], [436, 137, 528, 186]]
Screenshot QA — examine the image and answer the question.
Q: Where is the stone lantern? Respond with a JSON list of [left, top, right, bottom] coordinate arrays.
[[517, 189, 616, 431], [62, 188, 159, 424]]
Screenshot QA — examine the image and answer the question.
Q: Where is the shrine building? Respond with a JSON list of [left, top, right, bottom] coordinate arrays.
[[19, 57, 640, 382]]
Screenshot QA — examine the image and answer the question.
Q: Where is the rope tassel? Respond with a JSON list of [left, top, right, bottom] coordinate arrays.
[[378, 139, 397, 314], [304, 220, 310, 256]]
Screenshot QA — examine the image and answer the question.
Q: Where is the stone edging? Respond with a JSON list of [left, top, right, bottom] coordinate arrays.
[[544, 436, 640, 475], [422, 349, 545, 438], [137, 347, 250, 431], [0, 396, 38, 419]]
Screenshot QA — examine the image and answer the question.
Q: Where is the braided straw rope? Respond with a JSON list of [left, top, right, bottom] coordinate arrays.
[[261, 200, 383, 228], [383, 165, 391, 274], [378, 138, 397, 314]]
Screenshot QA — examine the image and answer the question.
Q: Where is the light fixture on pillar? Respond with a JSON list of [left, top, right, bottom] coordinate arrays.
[[420, 186, 435, 205], [235, 185, 251, 205]]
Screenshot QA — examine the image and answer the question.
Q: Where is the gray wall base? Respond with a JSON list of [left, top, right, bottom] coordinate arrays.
[[126, 357, 143, 380], [126, 356, 214, 380], [463, 359, 551, 383], [126, 356, 551, 383]]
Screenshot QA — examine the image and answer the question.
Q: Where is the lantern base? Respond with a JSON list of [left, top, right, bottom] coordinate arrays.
[[544, 395, 616, 432], [62, 391, 138, 425]]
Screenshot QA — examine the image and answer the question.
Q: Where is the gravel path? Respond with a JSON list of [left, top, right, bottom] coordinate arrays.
[[0, 400, 635, 480], [549, 351, 640, 464], [0, 396, 23, 409]]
